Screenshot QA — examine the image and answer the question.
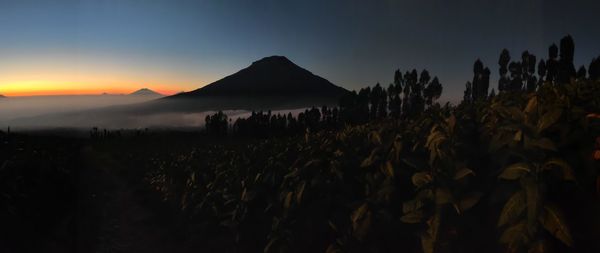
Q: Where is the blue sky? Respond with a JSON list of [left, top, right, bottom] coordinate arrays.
[[0, 0, 599, 100]]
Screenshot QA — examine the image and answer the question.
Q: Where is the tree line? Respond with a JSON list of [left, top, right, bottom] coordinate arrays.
[[465, 35, 600, 102], [206, 69, 444, 136], [206, 35, 600, 137]]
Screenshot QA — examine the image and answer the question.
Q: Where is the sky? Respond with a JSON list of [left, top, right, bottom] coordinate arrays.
[[0, 0, 599, 100]]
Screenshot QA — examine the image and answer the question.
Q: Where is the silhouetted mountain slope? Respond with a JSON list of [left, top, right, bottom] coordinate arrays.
[[4, 56, 348, 128], [169, 56, 347, 98]]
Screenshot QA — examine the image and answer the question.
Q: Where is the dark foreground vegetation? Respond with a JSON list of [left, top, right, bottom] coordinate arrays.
[[2, 36, 600, 253]]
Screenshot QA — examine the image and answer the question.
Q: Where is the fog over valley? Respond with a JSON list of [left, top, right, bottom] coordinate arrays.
[[0, 94, 309, 130]]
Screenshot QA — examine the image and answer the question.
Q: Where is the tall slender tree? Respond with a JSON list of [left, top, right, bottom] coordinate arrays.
[[589, 57, 600, 80], [498, 49, 511, 92], [557, 35, 576, 83], [424, 76, 443, 106], [546, 44, 559, 83]]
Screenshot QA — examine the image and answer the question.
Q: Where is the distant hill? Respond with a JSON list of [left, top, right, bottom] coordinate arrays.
[[170, 56, 347, 99], [130, 88, 163, 96], [0, 95, 5, 98]]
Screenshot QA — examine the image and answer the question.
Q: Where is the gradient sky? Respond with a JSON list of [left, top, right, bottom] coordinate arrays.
[[1, 0, 599, 100]]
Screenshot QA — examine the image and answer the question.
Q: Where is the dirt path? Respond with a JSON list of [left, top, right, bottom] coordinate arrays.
[[76, 146, 191, 253]]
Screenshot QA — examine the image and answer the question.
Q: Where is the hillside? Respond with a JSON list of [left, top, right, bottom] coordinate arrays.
[[170, 56, 347, 98], [147, 56, 349, 113]]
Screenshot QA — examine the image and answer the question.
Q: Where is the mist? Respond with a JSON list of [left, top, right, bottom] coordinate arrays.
[[0, 94, 160, 130], [0, 95, 309, 131], [0, 95, 162, 119]]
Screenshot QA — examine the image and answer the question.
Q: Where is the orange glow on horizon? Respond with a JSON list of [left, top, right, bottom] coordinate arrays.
[[0, 59, 208, 97], [0, 79, 186, 97], [0, 84, 181, 97], [1, 89, 180, 97]]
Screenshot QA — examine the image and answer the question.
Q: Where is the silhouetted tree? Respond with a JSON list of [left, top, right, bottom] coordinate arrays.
[[508, 61, 523, 91], [401, 70, 413, 118], [557, 35, 576, 83], [577, 66, 587, 80], [408, 69, 427, 114], [357, 87, 371, 123], [522, 51, 538, 92], [463, 81, 472, 103], [205, 111, 228, 136], [489, 88, 496, 98], [378, 87, 388, 118], [537, 59, 547, 86], [338, 91, 358, 123], [424, 77, 443, 106], [546, 44, 559, 83], [388, 83, 402, 118], [370, 83, 385, 119], [589, 57, 600, 80], [498, 49, 511, 92], [471, 59, 490, 99]]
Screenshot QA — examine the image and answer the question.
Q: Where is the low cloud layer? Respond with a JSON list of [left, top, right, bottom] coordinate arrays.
[[0, 95, 308, 131]]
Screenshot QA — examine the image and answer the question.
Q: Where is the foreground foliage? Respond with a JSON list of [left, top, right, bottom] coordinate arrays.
[[102, 79, 600, 253]]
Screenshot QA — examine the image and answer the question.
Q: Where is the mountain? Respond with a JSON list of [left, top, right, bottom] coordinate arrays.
[[6, 56, 348, 128], [170, 56, 347, 99], [0, 95, 5, 98], [130, 88, 163, 96]]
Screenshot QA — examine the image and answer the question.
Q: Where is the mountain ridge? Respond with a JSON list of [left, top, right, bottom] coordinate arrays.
[[168, 55, 347, 99], [4, 56, 348, 128]]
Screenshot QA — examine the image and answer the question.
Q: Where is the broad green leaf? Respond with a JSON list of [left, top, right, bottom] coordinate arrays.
[[426, 131, 445, 149], [528, 138, 557, 151], [283, 191, 293, 209], [296, 181, 306, 204], [507, 106, 525, 122], [499, 222, 525, 244], [412, 172, 432, 187], [446, 114, 456, 132], [421, 211, 441, 253], [360, 149, 378, 168], [457, 191, 483, 213], [421, 234, 435, 253], [352, 203, 369, 224], [400, 210, 424, 224], [524, 177, 540, 236], [500, 222, 528, 251], [498, 191, 526, 227], [454, 168, 475, 180], [489, 133, 511, 152], [537, 108, 562, 133], [352, 203, 372, 240], [435, 187, 453, 205], [325, 244, 341, 253], [382, 161, 394, 178], [543, 158, 576, 181], [499, 163, 531, 180], [264, 238, 276, 253], [416, 188, 434, 201], [528, 240, 549, 253], [524, 96, 538, 114], [539, 205, 573, 247], [369, 131, 382, 145], [403, 199, 424, 213], [327, 220, 338, 232], [514, 130, 523, 142], [392, 136, 403, 162]]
